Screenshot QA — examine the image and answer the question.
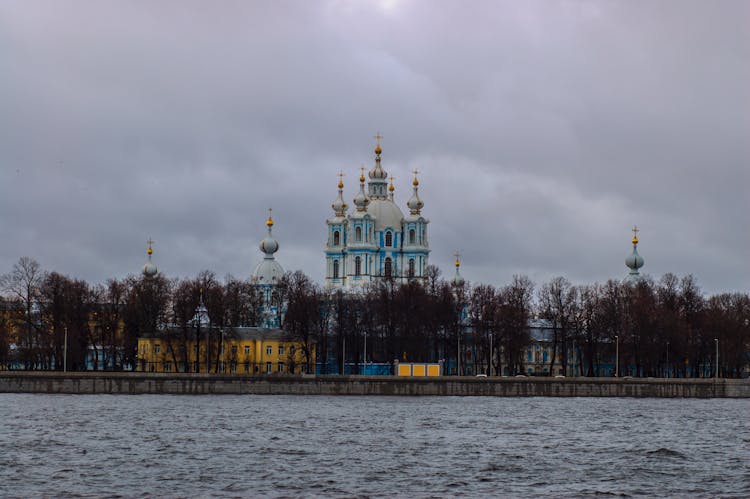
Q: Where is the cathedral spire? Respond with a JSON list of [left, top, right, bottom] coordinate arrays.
[[260, 208, 279, 258], [451, 250, 465, 287], [368, 132, 388, 199], [625, 225, 644, 278], [331, 171, 348, 217], [407, 169, 424, 215], [142, 238, 158, 278], [354, 166, 370, 211]]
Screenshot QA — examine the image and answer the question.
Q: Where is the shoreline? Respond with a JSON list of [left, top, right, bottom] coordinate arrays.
[[0, 372, 748, 397]]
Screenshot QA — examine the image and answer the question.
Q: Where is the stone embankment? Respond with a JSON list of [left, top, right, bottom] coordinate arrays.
[[0, 372, 748, 397]]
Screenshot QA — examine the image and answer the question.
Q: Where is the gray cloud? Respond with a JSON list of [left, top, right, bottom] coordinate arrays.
[[1, 0, 748, 294]]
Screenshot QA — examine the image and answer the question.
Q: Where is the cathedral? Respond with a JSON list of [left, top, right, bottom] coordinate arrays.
[[325, 137, 430, 289]]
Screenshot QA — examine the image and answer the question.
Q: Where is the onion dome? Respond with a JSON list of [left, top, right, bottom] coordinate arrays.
[[354, 166, 371, 212], [407, 169, 424, 215], [253, 209, 284, 284], [451, 252, 465, 287], [332, 172, 348, 217], [142, 238, 158, 278], [369, 132, 388, 180], [259, 209, 279, 255], [625, 225, 644, 277]]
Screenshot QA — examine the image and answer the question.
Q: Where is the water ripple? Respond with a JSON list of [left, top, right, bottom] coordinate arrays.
[[0, 395, 747, 497]]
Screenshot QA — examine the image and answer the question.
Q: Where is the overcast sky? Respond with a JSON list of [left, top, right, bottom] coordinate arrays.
[[1, 0, 748, 294]]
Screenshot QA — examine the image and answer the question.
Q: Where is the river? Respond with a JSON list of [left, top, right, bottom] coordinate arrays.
[[0, 395, 747, 497]]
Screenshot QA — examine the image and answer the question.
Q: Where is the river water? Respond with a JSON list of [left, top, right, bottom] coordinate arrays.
[[0, 394, 747, 498]]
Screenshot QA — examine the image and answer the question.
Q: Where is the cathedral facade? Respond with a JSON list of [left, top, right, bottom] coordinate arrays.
[[325, 138, 430, 289]]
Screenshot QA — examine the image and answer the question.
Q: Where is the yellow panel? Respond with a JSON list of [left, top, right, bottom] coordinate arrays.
[[397, 364, 412, 376], [427, 364, 440, 377], [413, 364, 426, 377]]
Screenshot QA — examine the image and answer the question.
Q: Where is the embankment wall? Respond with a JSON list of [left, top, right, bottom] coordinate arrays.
[[0, 372, 748, 397]]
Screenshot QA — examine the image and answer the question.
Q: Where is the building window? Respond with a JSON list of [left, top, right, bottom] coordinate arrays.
[[278, 362, 285, 373], [290, 346, 295, 356], [333, 230, 340, 246], [355, 226, 362, 242], [408, 258, 415, 278], [231, 345, 238, 356], [244, 345, 250, 356], [409, 229, 415, 245], [278, 346, 284, 356], [355, 256, 362, 276], [266, 346, 272, 356], [266, 362, 272, 373], [384, 257, 392, 277], [164, 361, 172, 372], [244, 363, 250, 373], [154, 344, 160, 354], [231, 363, 237, 373], [333, 260, 339, 279], [385, 231, 393, 247], [527, 351, 533, 361]]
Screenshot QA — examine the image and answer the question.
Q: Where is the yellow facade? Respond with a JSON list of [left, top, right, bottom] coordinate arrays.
[[136, 329, 314, 375]]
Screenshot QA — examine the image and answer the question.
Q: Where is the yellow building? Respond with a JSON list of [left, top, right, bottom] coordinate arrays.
[[136, 327, 314, 375]]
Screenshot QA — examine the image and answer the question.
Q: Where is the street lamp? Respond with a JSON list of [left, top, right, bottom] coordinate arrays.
[[666, 341, 670, 379], [614, 335, 619, 377], [714, 338, 719, 379], [489, 333, 493, 376], [63, 326, 68, 373]]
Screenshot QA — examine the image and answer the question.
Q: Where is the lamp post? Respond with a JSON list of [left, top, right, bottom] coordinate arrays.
[[666, 341, 670, 379], [342, 336, 346, 376], [614, 335, 619, 377], [714, 338, 719, 379], [363, 329, 367, 376], [63, 326, 68, 373], [489, 333, 493, 376]]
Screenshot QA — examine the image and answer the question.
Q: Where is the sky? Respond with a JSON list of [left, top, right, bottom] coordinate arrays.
[[0, 0, 748, 294]]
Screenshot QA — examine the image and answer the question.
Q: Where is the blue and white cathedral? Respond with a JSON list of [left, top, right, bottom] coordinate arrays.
[[326, 137, 430, 289]]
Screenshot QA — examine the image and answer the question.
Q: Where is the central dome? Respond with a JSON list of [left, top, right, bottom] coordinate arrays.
[[367, 198, 404, 230]]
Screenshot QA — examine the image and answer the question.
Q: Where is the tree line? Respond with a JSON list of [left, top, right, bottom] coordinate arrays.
[[1, 256, 748, 377]]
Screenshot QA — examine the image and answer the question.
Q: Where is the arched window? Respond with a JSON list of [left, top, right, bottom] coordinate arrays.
[[385, 231, 393, 247], [355, 256, 361, 276], [333, 260, 339, 279], [333, 230, 340, 246], [408, 258, 415, 278], [355, 226, 362, 242], [409, 229, 415, 245], [384, 257, 392, 278]]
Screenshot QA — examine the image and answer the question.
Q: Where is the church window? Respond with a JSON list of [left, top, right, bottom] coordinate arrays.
[[409, 229, 415, 245], [355, 226, 362, 242], [408, 258, 415, 278], [385, 231, 393, 247], [384, 257, 393, 278], [266, 346, 272, 356], [333, 230, 340, 246], [244, 345, 250, 356], [355, 256, 362, 276], [333, 260, 339, 279]]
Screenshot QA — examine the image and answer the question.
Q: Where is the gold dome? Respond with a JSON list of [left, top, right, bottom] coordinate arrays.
[[375, 144, 382, 155]]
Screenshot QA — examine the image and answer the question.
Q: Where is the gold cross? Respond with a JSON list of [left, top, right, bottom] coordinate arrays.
[[337, 170, 344, 180], [632, 225, 639, 238], [453, 250, 461, 260], [374, 132, 383, 145], [147, 237, 154, 248]]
